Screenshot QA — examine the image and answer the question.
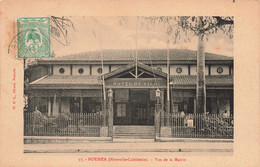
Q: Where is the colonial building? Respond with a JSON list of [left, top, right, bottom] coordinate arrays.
[[26, 49, 233, 127]]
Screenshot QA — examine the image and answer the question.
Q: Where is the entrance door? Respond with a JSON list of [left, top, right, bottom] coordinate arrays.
[[130, 89, 154, 125], [114, 103, 129, 125]]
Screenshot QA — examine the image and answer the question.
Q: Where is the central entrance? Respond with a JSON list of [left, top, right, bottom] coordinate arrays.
[[113, 89, 155, 125], [104, 62, 168, 127]]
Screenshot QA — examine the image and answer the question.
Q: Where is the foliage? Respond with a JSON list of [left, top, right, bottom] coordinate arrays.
[[54, 112, 72, 130], [119, 16, 234, 43], [200, 116, 233, 138]]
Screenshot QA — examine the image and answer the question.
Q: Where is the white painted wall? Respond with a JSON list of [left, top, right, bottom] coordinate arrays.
[[170, 65, 189, 75], [92, 65, 110, 75], [53, 65, 70, 75], [190, 65, 209, 75], [211, 65, 229, 75], [72, 65, 90, 75], [152, 65, 167, 73]]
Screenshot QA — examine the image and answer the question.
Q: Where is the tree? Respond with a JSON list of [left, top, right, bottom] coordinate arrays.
[[120, 16, 234, 115]]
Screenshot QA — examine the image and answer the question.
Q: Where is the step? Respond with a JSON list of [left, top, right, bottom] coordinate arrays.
[[113, 135, 154, 139], [113, 126, 155, 134], [113, 126, 154, 139]]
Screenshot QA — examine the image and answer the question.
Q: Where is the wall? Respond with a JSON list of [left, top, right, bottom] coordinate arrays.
[[211, 65, 229, 75], [152, 65, 167, 73], [92, 65, 110, 75], [190, 65, 209, 75], [170, 65, 189, 75], [72, 65, 90, 75], [111, 65, 124, 72], [53, 65, 71, 75]]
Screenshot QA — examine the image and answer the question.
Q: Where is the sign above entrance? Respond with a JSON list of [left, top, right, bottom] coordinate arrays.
[[106, 78, 166, 88]]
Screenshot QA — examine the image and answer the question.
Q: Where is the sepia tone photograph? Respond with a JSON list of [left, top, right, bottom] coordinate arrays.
[[1, 1, 260, 167], [22, 16, 234, 154]]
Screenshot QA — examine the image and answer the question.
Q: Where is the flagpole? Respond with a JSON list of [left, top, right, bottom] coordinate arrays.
[[135, 16, 139, 78], [167, 37, 170, 118], [99, 26, 106, 111]]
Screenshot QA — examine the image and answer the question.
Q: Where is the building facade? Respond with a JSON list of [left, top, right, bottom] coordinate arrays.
[[26, 49, 233, 126]]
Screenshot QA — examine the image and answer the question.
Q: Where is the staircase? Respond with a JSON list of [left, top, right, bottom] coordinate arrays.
[[113, 126, 155, 139]]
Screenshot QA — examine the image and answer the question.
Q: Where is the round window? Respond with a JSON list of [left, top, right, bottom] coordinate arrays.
[[217, 67, 223, 74], [59, 68, 65, 74], [97, 68, 103, 74], [176, 67, 182, 74], [78, 68, 84, 74], [156, 67, 162, 72]]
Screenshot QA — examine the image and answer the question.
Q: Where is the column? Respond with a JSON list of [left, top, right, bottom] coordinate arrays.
[[80, 97, 83, 113], [107, 89, 113, 138], [217, 98, 220, 115], [194, 98, 197, 114], [161, 89, 167, 126], [52, 94, 59, 115], [160, 89, 164, 111], [48, 97, 51, 116]]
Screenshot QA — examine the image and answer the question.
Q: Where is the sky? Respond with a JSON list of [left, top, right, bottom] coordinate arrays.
[[52, 17, 233, 57]]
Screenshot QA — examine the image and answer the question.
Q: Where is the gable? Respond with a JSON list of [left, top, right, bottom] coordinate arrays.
[[104, 62, 167, 80]]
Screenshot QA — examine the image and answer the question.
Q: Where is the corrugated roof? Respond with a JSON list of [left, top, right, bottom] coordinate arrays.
[[30, 74, 233, 87], [39, 49, 233, 62], [30, 75, 102, 85], [173, 75, 233, 86]]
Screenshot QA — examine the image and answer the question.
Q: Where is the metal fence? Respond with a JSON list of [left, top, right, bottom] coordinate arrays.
[[24, 111, 108, 137], [159, 112, 234, 139]]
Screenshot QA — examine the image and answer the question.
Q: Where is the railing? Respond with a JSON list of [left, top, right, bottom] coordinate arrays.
[[159, 112, 234, 139], [24, 111, 108, 137]]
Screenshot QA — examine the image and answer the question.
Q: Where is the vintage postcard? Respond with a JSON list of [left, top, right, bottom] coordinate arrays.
[[0, 0, 259, 167]]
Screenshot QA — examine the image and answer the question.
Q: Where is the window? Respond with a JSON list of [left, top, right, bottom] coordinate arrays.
[[78, 68, 84, 74], [176, 67, 182, 74], [116, 103, 126, 117], [97, 68, 103, 74], [217, 67, 223, 74], [59, 68, 65, 74], [156, 67, 162, 72]]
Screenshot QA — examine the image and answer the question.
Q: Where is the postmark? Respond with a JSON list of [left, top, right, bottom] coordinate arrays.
[[17, 17, 50, 58]]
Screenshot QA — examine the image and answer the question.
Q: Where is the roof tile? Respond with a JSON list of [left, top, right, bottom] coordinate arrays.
[[39, 49, 233, 62]]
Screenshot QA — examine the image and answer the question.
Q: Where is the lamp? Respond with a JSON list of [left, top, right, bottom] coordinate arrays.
[[108, 89, 113, 98], [155, 88, 161, 98]]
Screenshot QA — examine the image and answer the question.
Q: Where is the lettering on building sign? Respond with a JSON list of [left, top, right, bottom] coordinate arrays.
[[112, 81, 160, 87]]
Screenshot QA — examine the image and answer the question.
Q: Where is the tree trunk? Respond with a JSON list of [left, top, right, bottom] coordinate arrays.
[[196, 33, 206, 115]]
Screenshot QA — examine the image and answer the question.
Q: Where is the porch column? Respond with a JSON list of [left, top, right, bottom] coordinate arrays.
[[194, 98, 197, 114], [107, 89, 114, 138], [48, 97, 51, 116], [160, 89, 164, 111], [80, 97, 83, 113], [52, 94, 59, 115], [217, 98, 220, 114], [161, 89, 167, 127], [154, 89, 161, 139]]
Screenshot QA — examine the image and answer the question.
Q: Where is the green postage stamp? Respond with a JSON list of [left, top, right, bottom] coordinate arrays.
[[17, 17, 50, 58]]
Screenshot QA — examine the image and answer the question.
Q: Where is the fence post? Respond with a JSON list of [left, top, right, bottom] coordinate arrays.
[[160, 111, 165, 127], [102, 110, 107, 126], [154, 109, 160, 140]]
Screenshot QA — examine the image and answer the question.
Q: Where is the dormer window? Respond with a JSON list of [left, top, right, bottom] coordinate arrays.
[[59, 68, 65, 74]]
